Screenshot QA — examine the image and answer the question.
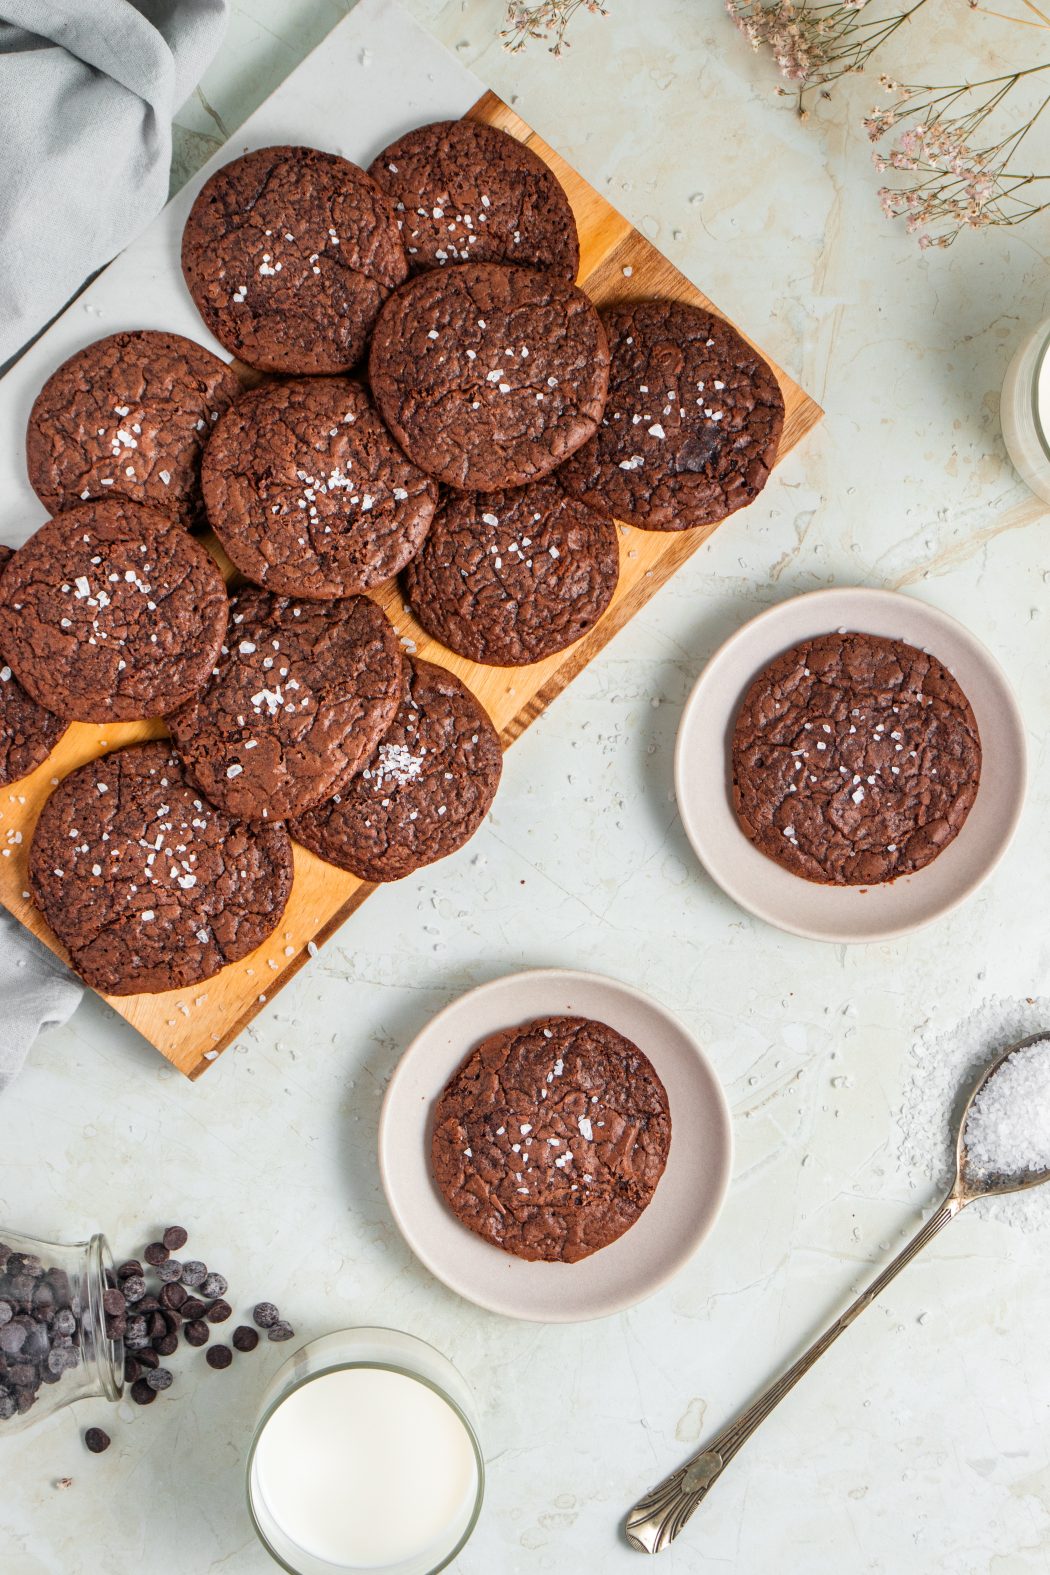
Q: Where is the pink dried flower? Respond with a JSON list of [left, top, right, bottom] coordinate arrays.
[[503, 0, 609, 54]]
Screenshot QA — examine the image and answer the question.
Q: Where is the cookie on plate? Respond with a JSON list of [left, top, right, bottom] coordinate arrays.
[[368, 118, 579, 278], [202, 378, 438, 599], [29, 742, 293, 995], [558, 299, 785, 531], [369, 262, 608, 491], [431, 1014, 672, 1264], [181, 145, 408, 374], [0, 501, 228, 723], [404, 480, 619, 666], [730, 631, 982, 885], [0, 547, 67, 784], [168, 588, 402, 823], [292, 655, 502, 881], [26, 330, 240, 528]]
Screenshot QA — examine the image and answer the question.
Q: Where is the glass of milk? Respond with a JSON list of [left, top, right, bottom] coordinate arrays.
[[1001, 314, 1050, 504], [247, 1327, 484, 1574]]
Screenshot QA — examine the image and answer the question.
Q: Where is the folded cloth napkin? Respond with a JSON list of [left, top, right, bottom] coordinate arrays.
[[0, 0, 228, 368], [0, 908, 82, 1090]]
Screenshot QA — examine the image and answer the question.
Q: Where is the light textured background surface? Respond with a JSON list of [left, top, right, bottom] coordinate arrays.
[[2, 2, 1050, 1571]]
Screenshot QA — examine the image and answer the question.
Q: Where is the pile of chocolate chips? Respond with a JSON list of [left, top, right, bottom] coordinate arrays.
[[0, 1241, 83, 1421]]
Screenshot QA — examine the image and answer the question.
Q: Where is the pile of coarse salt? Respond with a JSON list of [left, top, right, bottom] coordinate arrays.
[[963, 1038, 1050, 1183], [891, 995, 1050, 1231]]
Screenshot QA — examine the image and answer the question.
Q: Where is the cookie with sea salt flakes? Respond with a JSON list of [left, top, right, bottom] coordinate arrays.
[[167, 588, 402, 824], [28, 742, 292, 996], [0, 547, 68, 784], [181, 145, 408, 375], [558, 299, 785, 531], [292, 656, 502, 881], [431, 1014, 672, 1263], [403, 481, 619, 666], [0, 501, 228, 724], [26, 330, 240, 529], [368, 262, 609, 492], [202, 378, 438, 599], [730, 631, 982, 885], [367, 118, 579, 279]]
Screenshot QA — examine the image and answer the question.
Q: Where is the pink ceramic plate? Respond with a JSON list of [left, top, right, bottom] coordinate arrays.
[[674, 587, 1027, 943], [378, 969, 732, 1322]]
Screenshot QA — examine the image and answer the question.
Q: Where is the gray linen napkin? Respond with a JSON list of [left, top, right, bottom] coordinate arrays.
[[0, 0, 228, 367], [0, 908, 82, 1089]]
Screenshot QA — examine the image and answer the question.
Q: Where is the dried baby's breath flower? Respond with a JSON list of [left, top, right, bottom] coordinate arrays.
[[503, 0, 610, 55], [725, 0, 928, 112]]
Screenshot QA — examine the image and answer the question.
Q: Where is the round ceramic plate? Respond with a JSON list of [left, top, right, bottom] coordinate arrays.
[[378, 969, 732, 1323], [674, 586, 1027, 943]]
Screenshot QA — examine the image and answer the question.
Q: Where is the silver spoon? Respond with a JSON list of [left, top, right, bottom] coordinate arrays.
[[626, 1030, 1050, 1555]]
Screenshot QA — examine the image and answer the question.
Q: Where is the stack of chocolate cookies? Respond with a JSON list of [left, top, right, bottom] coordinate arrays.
[[0, 118, 784, 997]]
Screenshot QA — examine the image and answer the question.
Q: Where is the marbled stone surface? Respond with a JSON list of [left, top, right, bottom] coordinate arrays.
[[2, 2, 1050, 1571]]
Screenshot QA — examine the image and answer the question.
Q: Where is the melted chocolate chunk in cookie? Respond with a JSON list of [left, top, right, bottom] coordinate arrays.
[[369, 262, 608, 491], [181, 146, 407, 375], [558, 299, 785, 531], [731, 632, 982, 885], [26, 330, 240, 528], [168, 588, 402, 823], [203, 379, 438, 599], [404, 480, 619, 666], [0, 501, 228, 723], [292, 656, 502, 881], [0, 547, 67, 785], [368, 118, 579, 279], [432, 1015, 672, 1263], [29, 742, 293, 995]]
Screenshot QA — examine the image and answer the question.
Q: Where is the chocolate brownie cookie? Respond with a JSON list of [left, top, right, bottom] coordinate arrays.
[[168, 588, 402, 823], [404, 481, 619, 666], [202, 378, 438, 599], [0, 502, 228, 723], [730, 631, 982, 885], [26, 330, 240, 529], [368, 118, 579, 279], [558, 299, 784, 531], [292, 656, 502, 881], [0, 547, 67, 784], [181, 145, 408, 374], [431, 1015, 671, 1263], [29, 742, 292, 995], [368, 262, 609, 491]]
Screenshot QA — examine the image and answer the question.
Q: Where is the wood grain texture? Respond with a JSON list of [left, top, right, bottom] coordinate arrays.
[[0, 91, 822, 1078]]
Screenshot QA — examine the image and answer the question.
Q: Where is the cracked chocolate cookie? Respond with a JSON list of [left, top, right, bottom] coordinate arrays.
[[0, 501, 229, 723], [368, 118, 579, 279], [404, 480, 618, 666], [29, 742, 293, 995], [168, 588, 402, 823], [368, 262, 609, 491], [202, 378, 438, 599], [181, 145, 408, 374], [26, 330, 241, 529], [730, 631, 982, 885], [558, 299, 784, 531], [431, 1015, 672, 1263], [292, 655, 502, 881], [0, 547, 67, 784]]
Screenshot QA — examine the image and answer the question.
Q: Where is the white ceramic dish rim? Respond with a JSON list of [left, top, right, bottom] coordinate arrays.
[[377, 967, 733, 1323]]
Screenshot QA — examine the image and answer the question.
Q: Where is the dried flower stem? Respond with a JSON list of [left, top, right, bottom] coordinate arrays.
[[503, 0, 610, 55]]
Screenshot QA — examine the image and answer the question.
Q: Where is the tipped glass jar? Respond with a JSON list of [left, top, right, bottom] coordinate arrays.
[[0, 1230, 123, 1429], [1001, 315, 1050, 504]]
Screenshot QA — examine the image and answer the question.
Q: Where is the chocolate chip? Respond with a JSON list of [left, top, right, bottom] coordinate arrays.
[[135, 1348, 160, 1371], [156, 1260, 184, 1284], [184, 1320, 209, 1348], [53, 1309, 77, 1337], [232, 1326, 259, 1352], [267, 1321, 295, 1342], [205, 1345, 232, 1370], [180, 1261, 207, 1288], [116, 1260, 143, 1280], [102, 1289, 126, 1318], [0, 1302, 12, 1326], [179, 1297, 207, 1321], [200, 1273, 227, 1299], [153, 1333, 179, 1357], [130, 1378, 156, 1405], [104, 1315, 126, 1340], [143, 1243, 169, 1267], [136, 1295, 161, 1314], [84, 1427, 110, 1454], [205, 1299, 231, 1325], [0, 1392, 15, 1421], [159, 1283, 187, 1311], [162, 1227, 188, 1252], [146, 1367, 173, 1392], [47, 1346, 79, 1374], [252, 1302, 279, 1329], [0, 1323, 26, 1354], [123, 1356, 141, 1383], [120, 1276, 146, 1304]]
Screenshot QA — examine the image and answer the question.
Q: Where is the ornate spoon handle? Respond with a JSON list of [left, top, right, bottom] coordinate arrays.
[[625, 1193, 962, 1554]]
